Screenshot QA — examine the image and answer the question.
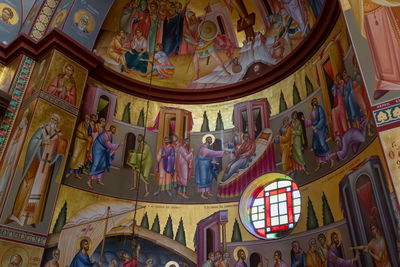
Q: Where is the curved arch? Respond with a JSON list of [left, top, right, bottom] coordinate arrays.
[[108, 225, 197, 264]]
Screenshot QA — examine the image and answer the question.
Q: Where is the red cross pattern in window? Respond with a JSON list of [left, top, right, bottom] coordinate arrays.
[[250, 179, 301, 238]]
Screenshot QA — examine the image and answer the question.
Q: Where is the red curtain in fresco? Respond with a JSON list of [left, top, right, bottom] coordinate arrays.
[[323, 60, 334, 80], [356, 180, 374, 218]]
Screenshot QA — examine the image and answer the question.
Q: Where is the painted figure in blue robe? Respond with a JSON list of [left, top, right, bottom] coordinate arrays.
[[310, 98, 333, 171], [125, 28, 149, 74], [342, 70, 361, 127], [162, 0, 188, 55], [291, 241, 306, 267], [70, 239, 97, 267], [88, 125, 120, 189], [309, 0, 324, 18], [195, 134, 226, 199]]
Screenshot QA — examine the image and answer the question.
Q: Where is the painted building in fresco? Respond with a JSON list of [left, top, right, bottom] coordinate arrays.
[[0, 0, 398, 267]]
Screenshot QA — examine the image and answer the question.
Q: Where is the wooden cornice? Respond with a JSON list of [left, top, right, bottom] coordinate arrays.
[[0, 1, 340, 104]]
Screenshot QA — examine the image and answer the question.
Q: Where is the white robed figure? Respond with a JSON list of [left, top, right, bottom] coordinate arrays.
[[0, 109, 30, 200], [7, 113, 67, 226]]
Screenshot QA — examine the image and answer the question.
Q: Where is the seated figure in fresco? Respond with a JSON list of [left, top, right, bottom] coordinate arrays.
[[142, 43, 175, 79], [127, 134, 153, 197], [47, 63, 77, 106], [124, 28, 149, 75], [107, 29, 130, 71], [222, 133, 255, 182], [350, 220, 392, 267]]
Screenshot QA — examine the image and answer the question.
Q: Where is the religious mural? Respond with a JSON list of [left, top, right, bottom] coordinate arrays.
[[0, 99, 35, 206], [95, 0, 326, 89], [0, 239, 44, 267], [0, 99, 76, 234], [1, 1, 400, 266], [62, 16, 377, 205], [340, 0, 400, 101], [42, 50, 88, 109]]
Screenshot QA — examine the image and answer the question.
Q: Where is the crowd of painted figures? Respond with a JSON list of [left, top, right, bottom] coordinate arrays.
[[105, 0, 325, 81], [275, 66, 374, 177], [66, 113, 257, 199]]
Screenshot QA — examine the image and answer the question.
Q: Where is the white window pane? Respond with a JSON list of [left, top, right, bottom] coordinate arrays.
[[289, 223, 294, 229], [266, 227, 271, 232], [278, 180, 291, 188], [271, 216, 279, 226], [292, 190, 300, 198], [294, 214, 300, 222], [293, 198, 301, 206], [253, 198, 263, 206], [294, 206, 301, 214], [279, 202, 287, 214], [280, 215, 288, 224], [259, 213, 265, 220], [270, 195, 278, 203], [252, 207, 258, 214], [265, 182, 277, 191], [270, 204, 279, 216], [265, 192, 269, 196], [252, 214, 258, 221], [258, 205, 265, 212], [278, 193, 286, 201], [253, 220, 265, 229], [286, 187, 291, 191]]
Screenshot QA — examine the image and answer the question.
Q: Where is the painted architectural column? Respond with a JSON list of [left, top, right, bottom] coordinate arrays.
[[0, 48, 88, 263]]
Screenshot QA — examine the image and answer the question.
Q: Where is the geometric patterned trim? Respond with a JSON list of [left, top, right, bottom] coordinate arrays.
[[30, 0, 61, 41], [0, 56, 34, 156], [0, 226, 46, 247], [40, 91, 79, 116], [373, 104, 400, 128]]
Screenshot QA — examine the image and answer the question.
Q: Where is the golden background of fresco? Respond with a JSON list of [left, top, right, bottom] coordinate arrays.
[[0, 239, 43, 267], [379, 128, 400, 202], [16, 99, 77, 184], [91, 15, 348, 132], [43, 50, 89, 108]]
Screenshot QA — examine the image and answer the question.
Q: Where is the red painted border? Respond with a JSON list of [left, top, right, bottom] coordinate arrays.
[[0, 1, 340, 104]]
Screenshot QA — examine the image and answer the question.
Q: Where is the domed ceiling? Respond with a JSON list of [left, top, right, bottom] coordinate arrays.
[[94, 0, 337, 100]]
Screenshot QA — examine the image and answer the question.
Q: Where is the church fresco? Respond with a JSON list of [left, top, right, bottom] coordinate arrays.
[[94, 0, 325, 89], [0, 99, 76, 235], [0, 239, 44, 267], [42, 51, 88, 109], [62, 16, 377, 204]]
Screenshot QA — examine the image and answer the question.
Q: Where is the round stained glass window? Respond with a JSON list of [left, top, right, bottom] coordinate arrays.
[[239, 173, 302, 239]]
